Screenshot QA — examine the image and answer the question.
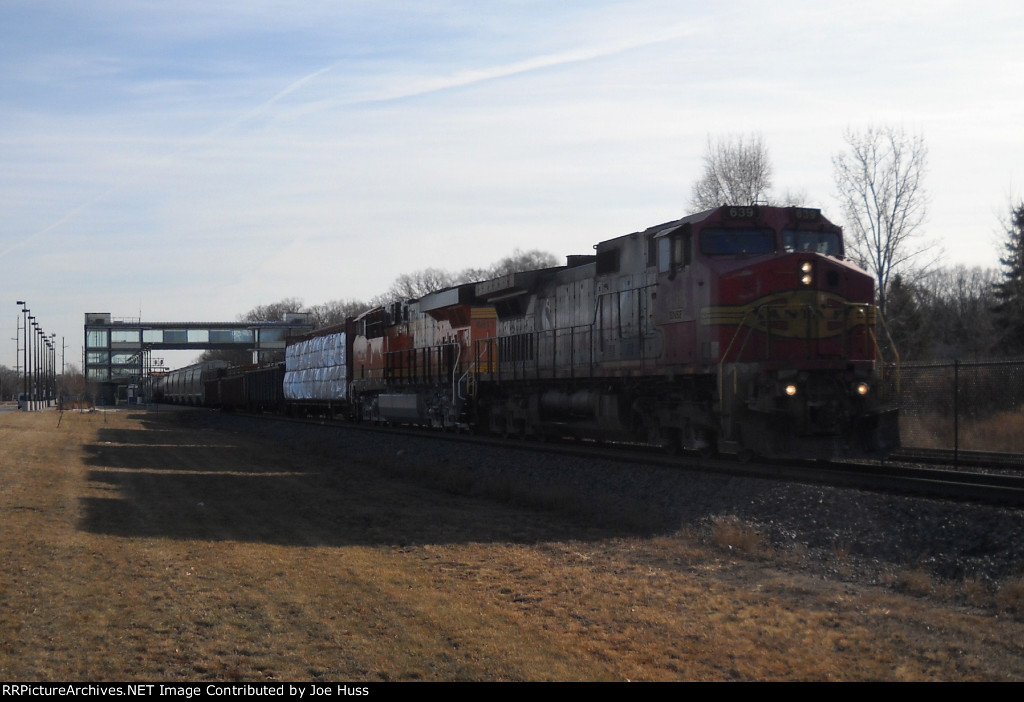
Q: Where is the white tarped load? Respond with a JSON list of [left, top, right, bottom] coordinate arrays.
[[283, 332, 347, 401]]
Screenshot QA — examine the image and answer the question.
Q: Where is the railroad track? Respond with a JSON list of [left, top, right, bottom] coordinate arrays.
[[183, 405, 1024, 509], [891, 446, 1024, 469]]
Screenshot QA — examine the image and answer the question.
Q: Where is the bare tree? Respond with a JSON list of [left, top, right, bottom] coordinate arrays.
[[238, 298, 305, 322], [59, 363, 89, 402], [0, 364, 20, 401], [308, 299, 371, 329], [382, 268, 459, 302], [375, 249, 560, 304], [918, 265, 1000, 359], [832, 125, 931, 316], [488, 248, 559, 277], [690, 133, 774, 210]]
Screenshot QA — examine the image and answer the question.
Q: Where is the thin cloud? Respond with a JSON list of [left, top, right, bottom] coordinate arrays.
[[0, 23, 695, 261], [0, 60, 348, 261], [348, 23, 697, 105]]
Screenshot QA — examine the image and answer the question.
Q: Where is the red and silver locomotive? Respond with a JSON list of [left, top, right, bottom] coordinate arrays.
[[470, 205, 897, 458], [207, 205, 898, 460]]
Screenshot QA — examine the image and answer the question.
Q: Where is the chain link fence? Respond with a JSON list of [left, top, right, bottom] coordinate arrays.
[[898, 358, 1024, 460]]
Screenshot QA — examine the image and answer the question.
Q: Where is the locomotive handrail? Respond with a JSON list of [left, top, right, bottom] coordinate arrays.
[[382, 341, 463, 387], [477, 321, 605, 383], [451, 341, 462, 402], [460, 342, 494, 399], [718, 306, 758, 401]]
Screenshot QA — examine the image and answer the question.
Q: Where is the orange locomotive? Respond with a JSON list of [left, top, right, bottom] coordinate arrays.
[[349, 285, 497, 428]]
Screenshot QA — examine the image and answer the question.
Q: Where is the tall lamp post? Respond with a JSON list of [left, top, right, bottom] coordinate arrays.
[[28, 316, 36, 411], [50, 333, 56, 406], [42, 335, 50, 407], [37, 326, 46, 408], [14, 302, 57, 411], [32, 321, 43, 410], [16, 302, 27, 409]]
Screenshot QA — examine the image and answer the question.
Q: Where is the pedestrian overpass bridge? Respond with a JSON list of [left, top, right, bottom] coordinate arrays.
[[84, 312, 313, 401]]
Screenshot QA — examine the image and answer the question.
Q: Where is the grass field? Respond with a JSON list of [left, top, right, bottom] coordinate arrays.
[[2, 409, 1024, 681]]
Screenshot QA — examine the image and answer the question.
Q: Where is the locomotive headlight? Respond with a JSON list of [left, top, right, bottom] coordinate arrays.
[[799, 261, 813, 286], [784, 384, 798, 397], [855, 382, 870, 396]]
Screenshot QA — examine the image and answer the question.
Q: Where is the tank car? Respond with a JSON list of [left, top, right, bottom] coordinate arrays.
[[470, 205, 898, 459]]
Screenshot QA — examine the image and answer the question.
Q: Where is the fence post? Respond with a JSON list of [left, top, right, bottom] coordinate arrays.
[[953, 358, 959, 468]]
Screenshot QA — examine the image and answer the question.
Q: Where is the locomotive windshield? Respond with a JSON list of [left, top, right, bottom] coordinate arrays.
[[700, 227, 776, 256], [782, 229, 843, 257]]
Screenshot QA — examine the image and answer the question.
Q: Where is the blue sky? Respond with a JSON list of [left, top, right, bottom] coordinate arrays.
[[2, 1, 1022, 369]]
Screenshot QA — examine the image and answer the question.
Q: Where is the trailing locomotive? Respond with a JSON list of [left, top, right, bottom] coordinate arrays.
[[181, 205, 899, 460]]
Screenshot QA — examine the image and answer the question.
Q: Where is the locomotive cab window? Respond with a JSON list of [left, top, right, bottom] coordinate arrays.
[[657, 237, 672, 273], [596, 247, 620, 275], [657, 232, 691, 273], [700, 227, 776, 256], [782, 229, 843, 257], [676, 232, 692, 267]]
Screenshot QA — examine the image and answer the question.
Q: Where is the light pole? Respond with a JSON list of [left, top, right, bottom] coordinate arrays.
[[42, 336, 50, 406], [13, 303, 57, 411], [37, 326, 45, 408], [33, 321, 43, 409], [16, 303, 27, 409], [28, 316, 36, 410], [49, 333, 56, 406]]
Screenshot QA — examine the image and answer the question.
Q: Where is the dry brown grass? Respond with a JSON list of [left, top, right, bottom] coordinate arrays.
[[888, 569, 937, 597], [996, 576, 1024, 615], [708, 515, 768, 557], [960, 410, 1024, 453], [902, 409, 1024, 452], [2, 409, 1024, 681]]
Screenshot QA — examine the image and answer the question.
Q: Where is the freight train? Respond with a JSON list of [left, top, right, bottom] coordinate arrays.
[[158, 205, 900, 460]]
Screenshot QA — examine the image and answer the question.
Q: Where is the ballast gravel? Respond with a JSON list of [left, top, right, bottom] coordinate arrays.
[[206, 412, 1024, 588]]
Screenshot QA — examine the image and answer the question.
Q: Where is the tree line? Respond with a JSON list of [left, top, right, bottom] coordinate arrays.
[[238, 247, 559, 329], [0, 362, 89, 403], [199, 248, 560, 364]]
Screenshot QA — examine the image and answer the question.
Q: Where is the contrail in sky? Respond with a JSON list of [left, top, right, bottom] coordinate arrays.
[[351, 23, 696, 105], [0, 24, 693, 260], [0, 61, 345, 262]]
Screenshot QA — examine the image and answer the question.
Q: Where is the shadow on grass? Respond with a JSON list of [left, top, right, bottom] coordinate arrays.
[[79, 411, 659, 547]]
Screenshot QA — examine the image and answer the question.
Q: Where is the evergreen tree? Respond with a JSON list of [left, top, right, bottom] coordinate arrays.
[[993, 202, 1024, 353], [883, 274, 928, 361]]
